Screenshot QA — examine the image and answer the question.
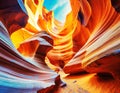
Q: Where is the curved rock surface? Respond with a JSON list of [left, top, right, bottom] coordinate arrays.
[[0, 0, 120, 93]]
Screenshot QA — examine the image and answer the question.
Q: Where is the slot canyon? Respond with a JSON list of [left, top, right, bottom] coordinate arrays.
[[0, 0, 120, 93]]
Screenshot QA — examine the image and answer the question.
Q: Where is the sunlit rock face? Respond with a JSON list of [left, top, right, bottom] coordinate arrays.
[[63, 0, 120, 79], [0, 0, 60, 92], [0, 0, 120, 92], [0, 22, 61, 92]]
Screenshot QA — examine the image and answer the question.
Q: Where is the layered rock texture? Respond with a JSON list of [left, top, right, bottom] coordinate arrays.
[[0, 0, 120, 93]]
